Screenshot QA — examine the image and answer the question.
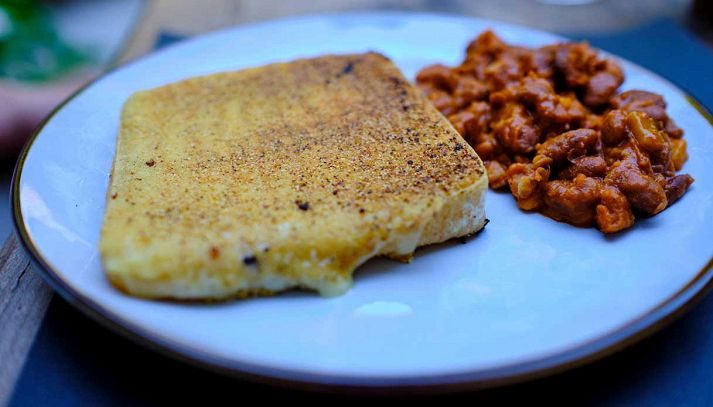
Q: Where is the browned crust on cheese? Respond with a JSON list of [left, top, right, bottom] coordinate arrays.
[[100, 53, 487, 300]]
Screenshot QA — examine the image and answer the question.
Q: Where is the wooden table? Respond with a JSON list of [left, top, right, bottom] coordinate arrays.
[[0, 0, 697, 403]]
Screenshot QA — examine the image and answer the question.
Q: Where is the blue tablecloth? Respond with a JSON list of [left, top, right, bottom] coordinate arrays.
[[10, 18, 713, 406]]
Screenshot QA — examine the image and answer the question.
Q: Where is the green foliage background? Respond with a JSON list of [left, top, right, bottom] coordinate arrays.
[[0, 0, 90, 82]]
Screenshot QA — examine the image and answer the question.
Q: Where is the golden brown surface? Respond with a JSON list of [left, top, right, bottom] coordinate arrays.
[[100, 53, 488, 300], [417, 31, 693, 234]]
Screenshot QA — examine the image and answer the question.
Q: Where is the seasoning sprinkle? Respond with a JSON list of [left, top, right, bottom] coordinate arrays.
[[243, 255, 257, 265], [342, 62, 354, 74]]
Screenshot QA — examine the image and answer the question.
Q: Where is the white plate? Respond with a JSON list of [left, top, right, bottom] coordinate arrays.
[[13, 12, 713, 390]]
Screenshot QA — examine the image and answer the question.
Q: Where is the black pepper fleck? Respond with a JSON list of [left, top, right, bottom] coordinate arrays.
[[454, 144, 463, 152], [146, 159, 155, 167], [296, 201, 310, 211], [407, 160, 414, 165], [243, 255, 257, 265], [342, 62, 354, 74]]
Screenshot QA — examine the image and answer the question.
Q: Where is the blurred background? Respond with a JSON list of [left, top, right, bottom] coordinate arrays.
[[0, 0, 711, 240]]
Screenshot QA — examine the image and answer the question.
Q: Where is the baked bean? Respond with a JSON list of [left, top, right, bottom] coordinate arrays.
[[416, 31, 692, 233]]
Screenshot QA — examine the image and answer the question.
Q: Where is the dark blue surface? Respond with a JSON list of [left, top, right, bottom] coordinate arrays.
[[9, 18, 713, 406]]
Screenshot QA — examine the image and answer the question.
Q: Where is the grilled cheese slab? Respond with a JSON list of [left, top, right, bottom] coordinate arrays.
[[100, 53, 488, 300]]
